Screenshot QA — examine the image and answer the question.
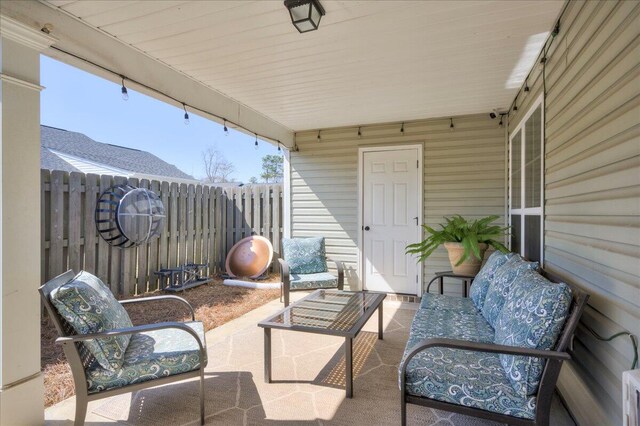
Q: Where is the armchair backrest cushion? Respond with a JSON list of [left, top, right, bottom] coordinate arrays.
[[481, 255, 539, 327], [50, 271, 133, 371], [494, 271, 572, 397], [282, 237, 328, 274], [469, 251, 514, 309]]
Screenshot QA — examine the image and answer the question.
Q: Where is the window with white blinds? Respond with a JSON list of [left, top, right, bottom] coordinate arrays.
[[509, 95, 544, 264]]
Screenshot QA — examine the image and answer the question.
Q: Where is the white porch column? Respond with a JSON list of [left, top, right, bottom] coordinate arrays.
[[0, 16, 55, 425]]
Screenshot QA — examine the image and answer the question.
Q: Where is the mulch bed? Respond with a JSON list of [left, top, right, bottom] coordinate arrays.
[[41, 275, 281, 408]]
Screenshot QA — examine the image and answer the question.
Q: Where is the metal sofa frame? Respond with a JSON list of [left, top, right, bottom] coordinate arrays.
[[399, 276, 589, 426], [39, 270, 208, 426]]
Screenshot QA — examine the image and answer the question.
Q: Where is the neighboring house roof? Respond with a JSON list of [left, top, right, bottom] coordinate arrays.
[[41, 125, 194, 180]]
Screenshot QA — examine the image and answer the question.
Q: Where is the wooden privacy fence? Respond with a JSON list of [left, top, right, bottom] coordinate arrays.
[[42, 170, 283, 296]]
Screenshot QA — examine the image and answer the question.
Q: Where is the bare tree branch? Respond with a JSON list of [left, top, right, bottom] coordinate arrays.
[[201, 148, 235, 183]]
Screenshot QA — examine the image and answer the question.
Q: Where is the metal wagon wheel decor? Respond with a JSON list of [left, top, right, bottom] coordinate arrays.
[[95, 184, 165, 248]]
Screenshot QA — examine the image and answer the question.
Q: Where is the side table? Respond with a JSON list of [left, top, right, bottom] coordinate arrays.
[[425, 271, 476, 297]]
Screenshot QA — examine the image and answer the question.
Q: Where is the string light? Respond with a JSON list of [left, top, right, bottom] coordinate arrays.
[[317, 130, 321, 142], [498, 114, 504, 127], [357, 127, 362, 137], [449, 118, 454, 130], [223, 119, 229, 136], [277, 142, 281, 152], [255, 134, 259, 150], [524, 78, 530, 92], [183, 103, 190, 125], [400, 122, 405, 134], [120, 75, 128, 101]]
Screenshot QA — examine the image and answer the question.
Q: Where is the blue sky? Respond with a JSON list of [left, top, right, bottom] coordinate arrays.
[[40, 56, 280, 183]]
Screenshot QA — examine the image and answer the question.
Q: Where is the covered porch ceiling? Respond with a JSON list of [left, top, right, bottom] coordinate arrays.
[[3, 0, 563, 141]]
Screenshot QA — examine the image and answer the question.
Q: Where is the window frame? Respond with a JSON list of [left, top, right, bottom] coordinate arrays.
[[508, 94, 545, 265]]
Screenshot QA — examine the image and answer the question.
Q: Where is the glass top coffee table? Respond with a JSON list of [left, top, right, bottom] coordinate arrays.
[[258, 289, 386, 398]]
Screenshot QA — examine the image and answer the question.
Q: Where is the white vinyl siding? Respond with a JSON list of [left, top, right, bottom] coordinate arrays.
[[507, 1, 640, 424], [290, 114, 506, 294]]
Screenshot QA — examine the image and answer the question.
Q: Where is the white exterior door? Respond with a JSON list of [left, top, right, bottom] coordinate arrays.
[[362, 147, 421, 294]]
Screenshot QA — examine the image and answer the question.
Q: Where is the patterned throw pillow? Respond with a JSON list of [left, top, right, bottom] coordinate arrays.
[[494, 271, 572, 397], [481, 255, 539, 328], [50, 271, 133, 371], [282, 237, 328, 274], [469, 251, 514, 309]]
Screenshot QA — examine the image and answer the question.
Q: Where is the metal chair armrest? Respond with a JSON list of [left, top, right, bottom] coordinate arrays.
[[327, 258, 344, 290], [119, 295, 196, 321], [56, 322, 207, 364], [278, 258, 291, 306]]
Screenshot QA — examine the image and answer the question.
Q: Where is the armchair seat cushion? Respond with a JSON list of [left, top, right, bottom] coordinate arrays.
[[403, 346, 536, 420], [50, 271, 133, 371], [86, 321, 205, 393], [290, 272, 338, 290]]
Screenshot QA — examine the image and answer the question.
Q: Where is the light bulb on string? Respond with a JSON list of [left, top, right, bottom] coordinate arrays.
[[449, 118, 454, 131], [223, 120, 229, 136], [120, 76, 129, 101], [255, 134, 259, 150], [183, 104, 190, 125]]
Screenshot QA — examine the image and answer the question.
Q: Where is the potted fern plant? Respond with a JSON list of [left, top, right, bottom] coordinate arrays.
[[406, 215, 510, 275]]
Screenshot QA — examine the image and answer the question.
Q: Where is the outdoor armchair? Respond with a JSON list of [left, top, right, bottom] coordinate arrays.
[[279, 237, 344, 306], [39, 270, 208, 426]]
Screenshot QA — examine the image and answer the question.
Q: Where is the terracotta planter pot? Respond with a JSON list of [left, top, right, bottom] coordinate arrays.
[[444, 242, 488, 275]]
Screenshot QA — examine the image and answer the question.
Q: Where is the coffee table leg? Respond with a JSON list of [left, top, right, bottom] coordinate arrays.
[[378, 303, 384, 340], [345, 337, 353, 398], [264, 328, 271, 383]]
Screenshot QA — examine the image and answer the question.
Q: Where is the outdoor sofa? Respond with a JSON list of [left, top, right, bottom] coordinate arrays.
[[399, 252, 589, 426]]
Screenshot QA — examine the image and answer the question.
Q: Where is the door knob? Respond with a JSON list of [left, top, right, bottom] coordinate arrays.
[[364, 226, 370, 231]]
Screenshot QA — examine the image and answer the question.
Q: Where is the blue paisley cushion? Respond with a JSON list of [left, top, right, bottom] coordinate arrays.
[[409, 305, 495, 344], [494, 272, 572, 397], [481, 256, 539, 328], [282, 237, 328, 274], [86, 321, 205, 393], [51, 272, 133, 371], [470, 251, 514, 309], [401, 346, 535, 419], [290, 272, 338, 290], [419, 293, 479, 316]]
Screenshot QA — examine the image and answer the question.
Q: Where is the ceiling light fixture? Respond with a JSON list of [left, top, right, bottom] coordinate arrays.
[[284, 0, 326, 33]]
